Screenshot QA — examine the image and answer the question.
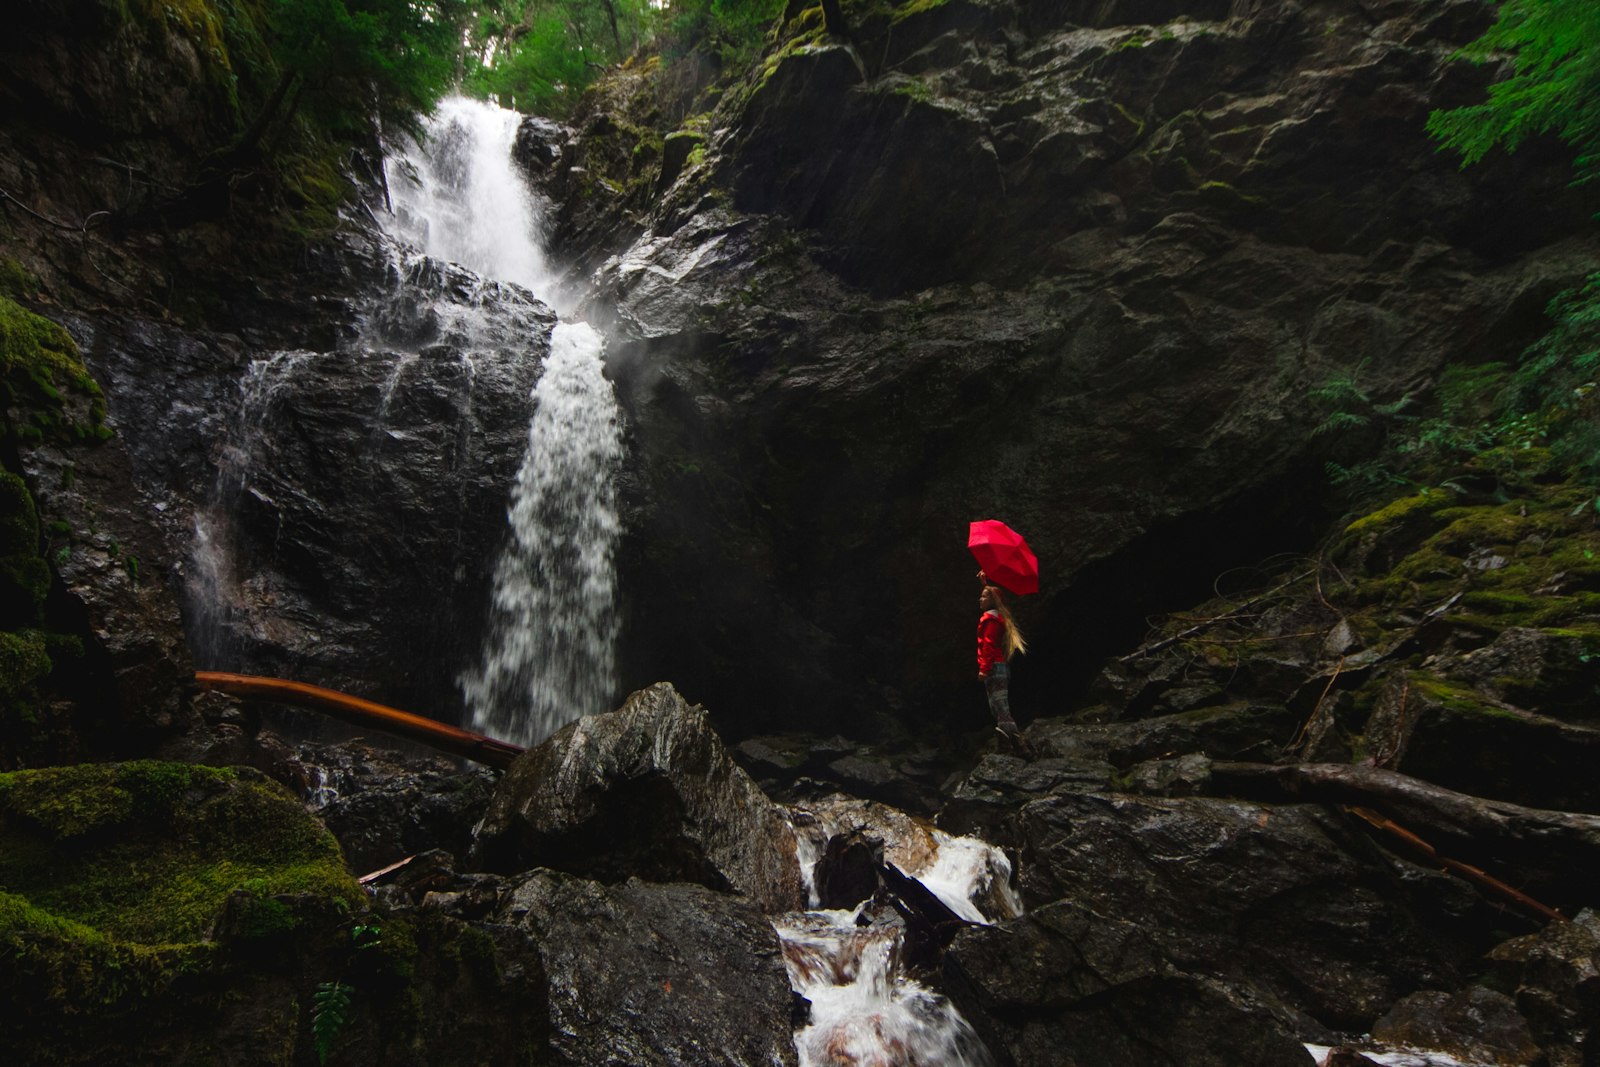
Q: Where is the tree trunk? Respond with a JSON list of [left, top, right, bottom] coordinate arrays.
[[194, 671, 526, 769], [230, 68, 300, 164]]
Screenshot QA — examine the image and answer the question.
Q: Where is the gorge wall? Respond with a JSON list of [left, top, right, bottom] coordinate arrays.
[[3, 0, 1598, 754], [535, 0, 1600, 738]]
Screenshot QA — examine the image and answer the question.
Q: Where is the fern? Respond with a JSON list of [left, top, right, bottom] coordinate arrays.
[[1426, 0, 1600, 186], [312, 981, 354, 1064]]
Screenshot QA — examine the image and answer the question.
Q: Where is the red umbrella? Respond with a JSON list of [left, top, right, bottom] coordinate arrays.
[[968, 519, 1039, 595]]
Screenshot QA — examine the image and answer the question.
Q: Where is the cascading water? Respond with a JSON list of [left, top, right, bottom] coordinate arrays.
[[779, 805, 1018, 1066], [386, 96, 623, 747], [385, 96, 551, 294], [457, 321, 622, 744]]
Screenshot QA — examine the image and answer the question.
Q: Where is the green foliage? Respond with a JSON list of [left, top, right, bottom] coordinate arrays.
[[312, 980, 354, 1062], [267, 0, 469, 138], [1426, 0, 1600, 186], [1510, 271, 1600, 479], [461, 0, 671, 115]]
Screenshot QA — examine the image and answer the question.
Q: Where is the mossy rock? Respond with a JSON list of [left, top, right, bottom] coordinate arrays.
[[0, 295, 108, 444], [0, 761, 359, 943], [0, 470, 50, 628], [0, 761, 372, 1064]]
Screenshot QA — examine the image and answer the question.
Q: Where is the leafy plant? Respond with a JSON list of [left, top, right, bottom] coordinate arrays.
[[1426, 0, 1600, 186], [311, 980, 354, 1063]]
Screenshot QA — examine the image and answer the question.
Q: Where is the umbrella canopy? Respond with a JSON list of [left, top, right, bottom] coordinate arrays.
[[968, 519, 1039, 595]]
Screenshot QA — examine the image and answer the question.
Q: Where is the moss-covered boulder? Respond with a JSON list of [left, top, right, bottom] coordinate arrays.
[[0, 760, 362, 1063]]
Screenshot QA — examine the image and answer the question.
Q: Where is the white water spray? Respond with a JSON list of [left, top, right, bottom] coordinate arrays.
[[778, 805, 1015, 1066], [460, 321, 622, 744], [386, 96, 550, 292], [387, 96, 623, 746]]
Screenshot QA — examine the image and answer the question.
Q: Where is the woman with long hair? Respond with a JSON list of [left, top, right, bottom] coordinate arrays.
[[976, 577, 1028, 747]]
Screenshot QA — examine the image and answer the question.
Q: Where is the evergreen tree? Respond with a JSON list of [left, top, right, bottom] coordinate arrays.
[[1426, 0, 1600, 184]]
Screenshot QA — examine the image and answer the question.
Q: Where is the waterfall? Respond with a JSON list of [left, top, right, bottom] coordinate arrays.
[[385, 96, 551, 294], [386, 96, 623, 747], [458, 321, 622, 745]]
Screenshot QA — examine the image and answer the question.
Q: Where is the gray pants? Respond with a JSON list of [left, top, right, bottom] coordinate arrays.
[[985, 662, 1017, 731]]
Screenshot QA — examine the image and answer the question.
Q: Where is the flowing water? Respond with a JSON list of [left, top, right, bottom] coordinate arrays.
[[386, 96, 623, 747], [779, 805, 1019, 1066], [187, 95, 622, 750], [457, 320, 622, 744]]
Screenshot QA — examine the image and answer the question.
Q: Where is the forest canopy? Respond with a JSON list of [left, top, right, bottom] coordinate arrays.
[[459, 0, 786, 116]]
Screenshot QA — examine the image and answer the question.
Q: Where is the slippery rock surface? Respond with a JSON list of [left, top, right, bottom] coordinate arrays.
[[495, 869, 800, 1067], [1486, 910, 1600, 1067], [472, 682, 806, 914], [553, 0, 1600, 737], [60, 233, 552, 715], [294, 738, 496, 876], [1010, 788, 1478, 1027], [945, 899, 1319, 1067]]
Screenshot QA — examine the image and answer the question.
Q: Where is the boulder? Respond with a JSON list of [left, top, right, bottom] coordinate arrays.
[[1486, 909, 1600, 1067], [494, 869, 799, 1067], [1013, 789, 1481, 1028], [1371, 986, 1541, 1066], [944, 899, 1321, 1067], [471, 682, 806, 914], [589, 0, 1600, 739], [293, 739, 497, 876]]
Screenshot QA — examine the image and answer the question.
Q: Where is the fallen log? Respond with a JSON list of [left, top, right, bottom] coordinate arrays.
[[193, 671, 525, 770], [1210, 761, 1600, 911]]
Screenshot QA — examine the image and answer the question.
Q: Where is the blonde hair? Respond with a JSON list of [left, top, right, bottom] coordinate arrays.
[[985, 585, 1028, 659]]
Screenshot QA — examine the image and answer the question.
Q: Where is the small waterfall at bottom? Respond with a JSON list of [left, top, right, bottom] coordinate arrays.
[[777, 806, 1017, 1066], [460, 321, 623, 747]]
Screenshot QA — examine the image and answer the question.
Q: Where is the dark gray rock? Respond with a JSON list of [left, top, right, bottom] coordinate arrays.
[[293, 739, 497, 876], [494, 869, 799, 1067], [1014, 789, 1478, 1028], [812, 830, 884, 910], [1487, 909, 1600, 1067], [471, 682, 806, 914], [1372, 986, 1541, 1067], [944, 899, 1321, 1067], [581, 0, 1600, 740]]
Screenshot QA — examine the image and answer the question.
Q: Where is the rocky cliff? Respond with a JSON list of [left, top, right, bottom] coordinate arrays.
[[528, 0, 1600, 739]]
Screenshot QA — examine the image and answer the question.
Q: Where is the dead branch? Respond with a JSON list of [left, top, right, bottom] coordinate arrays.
[[1345, 805, 1566, 924], [194, 671, 525, 769], [1119, 569, 1315, 663]]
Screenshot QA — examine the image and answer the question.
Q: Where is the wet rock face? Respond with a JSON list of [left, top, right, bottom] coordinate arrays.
[[64, 233, 552, 716], [472, 682, 807, 914], [495, 869, 800, 1067], [1012, 789, 1480, 1027], [292, 739, 497, 876], [579, 0, 1600, 736], [945, 899, 1320, 1067], [1487, 909, 1600, 1067], [1372, 986, 1543, 1067]]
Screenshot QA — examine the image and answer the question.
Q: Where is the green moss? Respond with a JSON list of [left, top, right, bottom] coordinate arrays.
[[0, 258, 37, 300], [890, 0, 951, 23], [0, 888, 215, 1008], [1411, 675, 1524, 720], [0, 630, 51, 699], [1342, 489, 1455, 537], [1197, 179, 1265, 205], [0, 762, 360, 946], [893, 76, 934, 103], [0, 295, 108, 444]]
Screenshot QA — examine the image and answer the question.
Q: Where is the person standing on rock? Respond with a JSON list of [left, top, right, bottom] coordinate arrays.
[[977, 579, 1030, 753]]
